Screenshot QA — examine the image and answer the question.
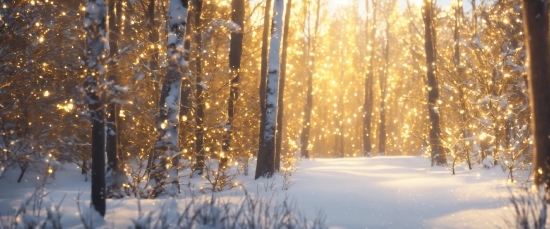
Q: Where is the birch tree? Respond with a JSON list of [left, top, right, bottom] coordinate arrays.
[[84, 0, 108, 216], [257, 0, 273, 155], [256, 0, 285, 179], [149, 0, 189, 197]]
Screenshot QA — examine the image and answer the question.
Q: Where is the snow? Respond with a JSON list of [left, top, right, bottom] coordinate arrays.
[[0, 156, 532, 228]]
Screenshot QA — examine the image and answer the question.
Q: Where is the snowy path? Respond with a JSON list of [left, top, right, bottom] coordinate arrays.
[[289, 156, 513, 229], [0, 156, 523, 228]]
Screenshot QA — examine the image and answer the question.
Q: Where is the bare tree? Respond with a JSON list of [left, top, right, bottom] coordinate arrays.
[[300, 0, 321, 158], [83, 0, 108, 216], [149, 0, 190, 197], [221, 0, 245, 168], [521, 0, 550, 197], [106, 0, 123, 198], [258, 0, 273, 147], [275, 0, 292, 169], [193, 0, 206, 173], [256, 0, 285, 179], [422, 0, 446, 165], [363, 0, 377, 157]]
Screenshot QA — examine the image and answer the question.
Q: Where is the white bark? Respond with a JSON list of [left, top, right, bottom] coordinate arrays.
[[264, 0, 285, 142]]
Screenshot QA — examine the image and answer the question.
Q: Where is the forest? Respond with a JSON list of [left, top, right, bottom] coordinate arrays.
[[1, 0, 550, 227]]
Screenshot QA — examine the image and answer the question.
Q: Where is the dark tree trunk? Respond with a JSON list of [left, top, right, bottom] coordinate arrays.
[[521, 0, 550, 197], [422, 0, 446, 166], [84, 0, 107, 216], [275, 0, 292, 170], [106, 0, 123, 198], [221, 0, 245, 169], [193, 0, 206, 173]]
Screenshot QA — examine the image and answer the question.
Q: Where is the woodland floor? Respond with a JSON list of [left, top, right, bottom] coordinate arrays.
[[0, 156, 534, 228]]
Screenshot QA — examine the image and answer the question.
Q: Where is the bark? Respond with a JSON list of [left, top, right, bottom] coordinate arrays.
[[258, 0, 273, 149], [422, 0, 446, 166], [255, 0, 284, 179], [146, 0, 159, 172], [193, 0, 205, 173], [521, 0, 550, 197], [378, 20, 390, 156], [84, 0, 107, 216], [150, 0, 189, 197], [106, 0, 123, 198], [221, 0, 245, 168], [453, 0, 472, 169], [363, 0, 376, 157], [300, 0, 320, 158], [274, 0, 291, 170]]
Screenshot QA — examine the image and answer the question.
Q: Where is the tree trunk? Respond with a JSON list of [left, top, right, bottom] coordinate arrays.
[[221, 0, 245, 169], [106, 0, 123, 198], [274, 0, 291, 170], [422, 0, 446, 166], [193, 0, 206, 173], [300, 0, 320, 159], [521, 0, 550, 197], [255, 0, 284, 179], [84, 0, 107, 216], [150, 0, 189, 197], [258, 0, 273, 148], [378, 20, 390, 156], [363, 0, 376, 157], [146, 0, 159, 173]]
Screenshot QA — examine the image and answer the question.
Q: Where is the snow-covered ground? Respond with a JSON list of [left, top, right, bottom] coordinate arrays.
[[0, 156, 533, 228]]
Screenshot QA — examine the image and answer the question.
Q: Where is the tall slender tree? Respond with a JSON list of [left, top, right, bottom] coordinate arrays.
[[256, 0, 285, 179], [300, 0, 321, 158], [221, 0, 245, 168], [363, 0, 376, 157], [150, 0, 189, 197], [257, 0, 273, 155], [193, 0, 206, 173], [521, 0, 550, 197], [106, 0, 123, 197], [275, 0, 293, 169], [84, 0, 108, 216], [422, 0, 446, 165]]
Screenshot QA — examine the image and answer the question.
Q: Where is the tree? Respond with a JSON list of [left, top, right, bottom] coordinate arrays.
[[377, 0, 396, 156], [257, 0, 272, 159], [421, 0, 446, 165], [256, 0, 285, 179], [363, 0, 376, 157], [106, 0, 124, 198], [221, 0, 245, 168], [300, 0, 321, 159], [275, 0, 292, 170], [84, 0, 108, 216], [521, 0, 550, 196], [149, 0, 189, 197], [193, 0, 206, 173]]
